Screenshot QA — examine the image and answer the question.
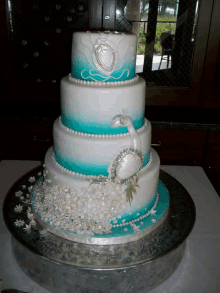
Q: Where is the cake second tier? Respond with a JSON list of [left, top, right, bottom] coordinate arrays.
[[38, 147, 167, 244]]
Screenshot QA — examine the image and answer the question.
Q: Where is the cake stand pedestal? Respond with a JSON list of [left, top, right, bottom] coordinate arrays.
[[3, 168, 195, 293]]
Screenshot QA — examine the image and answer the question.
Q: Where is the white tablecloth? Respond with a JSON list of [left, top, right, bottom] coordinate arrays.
[[0, 161, 220, 293]]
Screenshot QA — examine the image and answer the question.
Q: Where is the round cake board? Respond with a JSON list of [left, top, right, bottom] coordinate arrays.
[[3, 167, 196, 293]]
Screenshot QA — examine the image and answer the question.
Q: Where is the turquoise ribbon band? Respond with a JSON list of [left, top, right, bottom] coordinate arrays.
[[54, 150, 151, 177]]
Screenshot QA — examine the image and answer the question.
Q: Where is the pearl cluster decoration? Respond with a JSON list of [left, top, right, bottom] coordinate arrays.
[[69, 73, 139, 86], [32, 179, 129, 236], [59, 117, 147, 138], [32, 176, 159, 236]]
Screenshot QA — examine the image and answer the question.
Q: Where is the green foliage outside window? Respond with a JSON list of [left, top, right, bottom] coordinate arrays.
[[137, 15, 176, 55]]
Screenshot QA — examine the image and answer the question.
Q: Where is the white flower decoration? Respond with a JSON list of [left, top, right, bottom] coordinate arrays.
[[26, 194, 30, 198], [149, 209, 156, 216], [20, 196, 24, 200], [29, 176, 36, 183], [23, 224, 32, 233], [30, 219, 36, 226], [27, 213, 34, 219], [39, 229, 48, 236], [22, 199, 31, 204], [15, 191, 23, 197], [131, 223, 140, 233], [14, 205, 23, 213], [124, 228, 128, 231], [27, 207, 32, 213], [14, 219, 25, 227], [22, 185, 26, 189], [151, 218, 157, 223], [28, 186, 33, 192]]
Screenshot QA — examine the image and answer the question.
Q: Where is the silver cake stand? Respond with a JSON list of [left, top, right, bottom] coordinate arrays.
[[3, 167, 196, 293]]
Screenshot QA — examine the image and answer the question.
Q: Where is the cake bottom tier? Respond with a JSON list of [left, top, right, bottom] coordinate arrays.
[[32, 148, 169, 244], [32, 179, 169, 244]]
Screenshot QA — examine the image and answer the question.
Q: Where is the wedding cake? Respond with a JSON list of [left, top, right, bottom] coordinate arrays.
[[32, 31, 169, 244]]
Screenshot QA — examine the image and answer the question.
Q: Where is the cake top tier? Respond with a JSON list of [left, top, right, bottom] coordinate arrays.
[[71, 31, 137, 82]]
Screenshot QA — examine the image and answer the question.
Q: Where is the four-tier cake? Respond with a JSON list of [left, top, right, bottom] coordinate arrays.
[[31, 31, 169, 244]]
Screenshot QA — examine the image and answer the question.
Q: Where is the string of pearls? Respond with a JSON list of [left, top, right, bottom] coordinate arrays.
[[51, 151, 153, 180], [59, 117, 147, 138]]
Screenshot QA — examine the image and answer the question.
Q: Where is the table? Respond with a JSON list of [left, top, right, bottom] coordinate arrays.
[[0, 161, 220, 293]]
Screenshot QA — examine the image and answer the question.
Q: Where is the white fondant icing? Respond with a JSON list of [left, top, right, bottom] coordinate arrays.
[[53, 117, 151, 175], [61, 75, 146, 134]]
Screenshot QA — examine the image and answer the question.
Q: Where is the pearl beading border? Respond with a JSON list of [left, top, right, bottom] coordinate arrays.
[[68, 73, 139, 86], [59, 117, 148, 138], [111, 192, 159, 227], [51, 151, 153, 180]]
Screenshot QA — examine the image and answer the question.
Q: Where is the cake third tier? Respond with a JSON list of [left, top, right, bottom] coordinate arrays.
[[53, 117, 151, 177]]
